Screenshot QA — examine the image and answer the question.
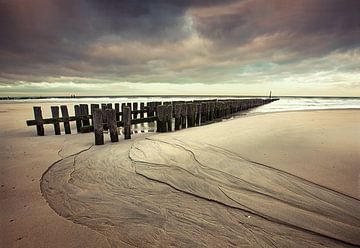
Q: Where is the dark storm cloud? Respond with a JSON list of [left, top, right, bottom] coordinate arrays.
[[192, 0, 360, 54], [0, 0, 359, 88], [0, 0, 235, 81]]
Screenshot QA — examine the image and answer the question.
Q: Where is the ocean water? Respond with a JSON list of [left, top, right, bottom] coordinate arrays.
[[2, 96, 359, 114]]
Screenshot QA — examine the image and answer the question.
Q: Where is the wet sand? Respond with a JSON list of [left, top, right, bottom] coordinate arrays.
[[37, 109, 360, 247]]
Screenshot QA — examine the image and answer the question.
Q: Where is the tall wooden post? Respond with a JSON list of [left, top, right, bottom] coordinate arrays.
[[181, 104, 187, 128], [115, 103, 120, 121], [187, 103, 195, 127], [123, 106, 131, 140], [51, 106, 61, 135], [167, 105, 173, 132], [133, 102, 138, 119], [74, 105, 82, 133], [90, 104, 99, 125], [195, 104, 201, 126], [80, 104, 90, 126], [60, 105, 71, 134], [106, 109, 118, 142], [156, 105, 167, 132], [174, 104, 182, 131], [93, 108, 104, 145], [33, 106, 44, 136], [140, 102, 145, 118]]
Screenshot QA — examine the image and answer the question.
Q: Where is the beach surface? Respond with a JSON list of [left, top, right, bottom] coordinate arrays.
[[1, 104, 359, 247]]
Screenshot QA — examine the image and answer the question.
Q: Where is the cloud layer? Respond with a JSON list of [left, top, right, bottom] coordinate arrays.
[[0, 0, 359, 96]]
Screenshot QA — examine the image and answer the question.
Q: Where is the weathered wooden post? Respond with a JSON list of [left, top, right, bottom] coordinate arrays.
[[33, 106, 44, 136], [106, 109, 118, 142], [115, 103, 120, 121], [80, 104, 90, 126], [195, 104, 201, 126], [147, 102, 155, 117], [107, 103, 112, 109], [90, 104, 99, 125], [187, 103, 196, 127], [201, 103, 207, 124], [174, 104, 182, 131], [60, 105, 71, 134], [133, 102, 138, 119], [101, 104, 108, 131], [156, 105, 167, 132], [93, 108, 104, 145], [166, 105, 173, 132], [74, 105, 82, 133], [123, 106, 131, 140], [181, 104, 187, 128], [140, 102, 145, 118], [209, 102, 215, 121], [121, 103, 126, 121], [51, 106, 61, 135]]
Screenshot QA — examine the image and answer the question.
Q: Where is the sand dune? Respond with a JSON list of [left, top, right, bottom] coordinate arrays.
[[41, 110, 360, 247]]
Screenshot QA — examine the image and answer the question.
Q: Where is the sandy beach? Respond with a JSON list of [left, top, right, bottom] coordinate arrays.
[[1, 103, 359, 247]]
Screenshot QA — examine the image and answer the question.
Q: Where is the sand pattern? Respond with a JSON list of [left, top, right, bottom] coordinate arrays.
[[41, 135, 360, 247]]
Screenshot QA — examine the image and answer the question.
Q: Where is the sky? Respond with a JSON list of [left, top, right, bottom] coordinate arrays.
[[0, 0, 360, 97]]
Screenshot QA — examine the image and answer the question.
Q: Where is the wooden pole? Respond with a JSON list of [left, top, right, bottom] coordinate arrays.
[[93, 108, 104, 145], [51, 106, 61, 135], [167, 105, 173, 132], [156, 105, 167, 132], [187, 103, 195, 127], [106, 109, 118, 142], [140, 102, 145, 118], [181, 104, 187, 128], [80, 104, 90, 126], [195, 103, 201, 126], [133, 102, 138, 119], [90, 104, 99, 125], [115, 103, 120, 121], [33, 106, 44, 136], [60, 105, 71, 134], [123, 106, 131, 140], [74, 105, 82, 133], [174, 104, 182, 131]]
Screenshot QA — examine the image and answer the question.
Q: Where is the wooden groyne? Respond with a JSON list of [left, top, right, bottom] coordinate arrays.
[[26, 98, 278, 144]]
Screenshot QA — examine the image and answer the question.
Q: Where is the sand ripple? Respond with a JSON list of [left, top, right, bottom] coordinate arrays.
[[41, 135, 360, 247]]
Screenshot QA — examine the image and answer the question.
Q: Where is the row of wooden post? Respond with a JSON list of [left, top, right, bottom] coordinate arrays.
[[27, 99, 278, 141]]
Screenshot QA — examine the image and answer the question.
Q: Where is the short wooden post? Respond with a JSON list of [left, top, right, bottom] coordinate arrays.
[[33, 106, 44, 136], [74, 105, 82, 133], [156, 105, 167, 132], [174, 104, 182, 131], [140, 102, 145, 118], [107, 103, 112, 109], [123, 106, 131, 140], [60, 105, 71, 134], [51, 106, 61, 135], [181, 104, 187, 128], [80, 104, 90, 126], [106, 109, 118, 142], [133, 102, 138, 119], [115, 103, 120, 121], [166, 105, 173, 132], [93, 109, 104, 145]]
